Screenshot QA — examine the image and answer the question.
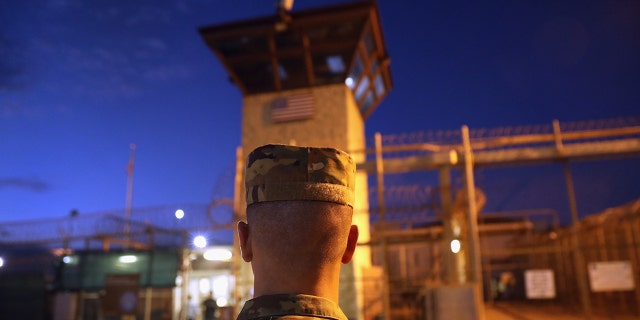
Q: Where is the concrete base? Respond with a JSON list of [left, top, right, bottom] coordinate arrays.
[[425, 285, 481, 320]]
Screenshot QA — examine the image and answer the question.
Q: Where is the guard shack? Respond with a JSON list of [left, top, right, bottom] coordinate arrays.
[[199, 1, 392, 318]]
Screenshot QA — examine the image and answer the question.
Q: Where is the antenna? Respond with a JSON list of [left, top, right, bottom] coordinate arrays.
[[275, 0, 294, 31], [278, 0, 294, 11], [124, 143, 136, 246]]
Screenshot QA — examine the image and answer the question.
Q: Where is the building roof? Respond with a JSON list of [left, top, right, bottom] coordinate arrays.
[[199, 0, 392, 119]]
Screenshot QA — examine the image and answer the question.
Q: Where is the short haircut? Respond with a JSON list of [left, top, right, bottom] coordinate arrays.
[[246, 200, 353, 269]]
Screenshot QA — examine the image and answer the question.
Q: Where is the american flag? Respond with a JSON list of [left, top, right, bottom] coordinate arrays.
[[271, 93, 315, 123]]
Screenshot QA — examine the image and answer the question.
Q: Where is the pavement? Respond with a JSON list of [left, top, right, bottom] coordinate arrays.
[[484, 302, 638, 320]]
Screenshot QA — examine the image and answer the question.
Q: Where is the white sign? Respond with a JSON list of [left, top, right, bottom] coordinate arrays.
[[525, 269, 556, 299], [588, 261, 635, 292]]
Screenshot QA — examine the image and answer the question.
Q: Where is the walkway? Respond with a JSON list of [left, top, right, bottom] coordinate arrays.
[[485, 302, 638, 320]]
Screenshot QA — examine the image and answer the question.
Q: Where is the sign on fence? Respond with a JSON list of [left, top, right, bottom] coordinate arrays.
[[588, 261, 635, 292], [525, 269, 556, 299]]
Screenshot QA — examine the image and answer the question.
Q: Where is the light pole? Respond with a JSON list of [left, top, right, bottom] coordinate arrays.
[[125, 143, 136, 246]]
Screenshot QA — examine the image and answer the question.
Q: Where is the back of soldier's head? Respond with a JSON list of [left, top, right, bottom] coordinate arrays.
[[244, 144, 356, 267], [247, 200, 352, 266]]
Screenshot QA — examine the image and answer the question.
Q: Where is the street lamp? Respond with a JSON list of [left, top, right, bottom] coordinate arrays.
[[193, 235, 207, 249], [450, 239, 461, 254], [119, 255, 138, 263], [203, 248, 232, 261]]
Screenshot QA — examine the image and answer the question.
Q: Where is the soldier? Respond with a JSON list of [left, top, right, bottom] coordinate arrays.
[[202, 291, 217, 320], [236, 144, 359, 320]]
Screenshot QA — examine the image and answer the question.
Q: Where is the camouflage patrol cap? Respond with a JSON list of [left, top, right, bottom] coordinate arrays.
[[245, 144, 356, 207]]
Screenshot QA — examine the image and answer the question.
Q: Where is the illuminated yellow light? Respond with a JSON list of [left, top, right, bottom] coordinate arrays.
[[119, 255, 137, 263], [449, 150, 458, 165], [450, 240, 461, 253], [203, 248, 232, 261], [453, 225, 461, 237]]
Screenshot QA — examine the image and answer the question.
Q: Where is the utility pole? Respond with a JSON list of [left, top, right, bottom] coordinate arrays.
[[125, 143, 136, 246], [461, 125, 485, 320], [553, 120, 592, 319]]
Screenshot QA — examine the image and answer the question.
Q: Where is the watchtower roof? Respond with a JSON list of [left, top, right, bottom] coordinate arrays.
[[199, 0, 392, 119]]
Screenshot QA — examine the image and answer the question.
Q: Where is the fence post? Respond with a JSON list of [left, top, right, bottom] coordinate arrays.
[[374, 132, 392, 320], [461, 125, 485, 320], [554, 120, 592, 319]]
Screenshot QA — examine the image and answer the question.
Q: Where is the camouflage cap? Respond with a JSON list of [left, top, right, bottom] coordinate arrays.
[[245, 144, 356, 207]]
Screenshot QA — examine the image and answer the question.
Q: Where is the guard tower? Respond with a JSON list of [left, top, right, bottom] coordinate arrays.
[[199, 1, 392, 318]]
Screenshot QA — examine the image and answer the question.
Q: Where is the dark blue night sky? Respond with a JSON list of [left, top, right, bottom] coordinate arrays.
[[1, 0, 638, 224]]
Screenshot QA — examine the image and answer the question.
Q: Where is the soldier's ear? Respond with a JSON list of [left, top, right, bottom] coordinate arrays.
[[237, 221, 253, 262], [341, 225, 359, 264]]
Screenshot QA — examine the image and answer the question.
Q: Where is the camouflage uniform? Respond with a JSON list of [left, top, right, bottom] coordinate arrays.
[[245, 144, 355, 207], [236, 294, 348, 320]]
